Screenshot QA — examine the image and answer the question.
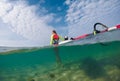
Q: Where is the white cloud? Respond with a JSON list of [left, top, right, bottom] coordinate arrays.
[[65, 0, 120, 37], [0, 0, 54, 46], [55, 17, 62, 23], [65, 0, 71, 5], [0, 40, 40, 47], [0, 19, 39, 47]]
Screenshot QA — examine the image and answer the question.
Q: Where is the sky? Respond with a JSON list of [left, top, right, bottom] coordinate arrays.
[[0, 0, 120, 47]]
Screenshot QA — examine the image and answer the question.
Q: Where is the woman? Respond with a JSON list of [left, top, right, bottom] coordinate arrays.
[[50, 30, 63, 66], [50, 30, 63, 46]]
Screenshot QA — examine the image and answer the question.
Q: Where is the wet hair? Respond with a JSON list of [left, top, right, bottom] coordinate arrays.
[[52, 30, 57, 34]]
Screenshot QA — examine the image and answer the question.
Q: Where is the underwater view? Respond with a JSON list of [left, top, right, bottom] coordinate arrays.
[[0, 0, 120, 81], [0, 30, 120, 81]]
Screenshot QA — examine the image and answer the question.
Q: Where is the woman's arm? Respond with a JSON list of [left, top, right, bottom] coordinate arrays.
[[50, 35, 53, 45], [59, 36, 64, 41]]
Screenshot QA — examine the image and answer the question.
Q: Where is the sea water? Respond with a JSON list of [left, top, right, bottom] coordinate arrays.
[[0, 30, 120, 81]]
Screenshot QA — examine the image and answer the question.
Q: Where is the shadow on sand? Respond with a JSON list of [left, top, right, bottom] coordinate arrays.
[[80, 57, 105, 79]]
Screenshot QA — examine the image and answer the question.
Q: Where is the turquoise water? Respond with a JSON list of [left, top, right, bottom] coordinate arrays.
[[0, 41, 120, 81], [0, 30, 120, 81]]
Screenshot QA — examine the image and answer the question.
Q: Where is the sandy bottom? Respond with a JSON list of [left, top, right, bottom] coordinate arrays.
[[1, 58, 120, 81]]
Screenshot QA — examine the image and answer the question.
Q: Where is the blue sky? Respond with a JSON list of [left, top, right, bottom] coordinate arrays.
[[0, 0, 120, 47], [28, 0, 68, 27]]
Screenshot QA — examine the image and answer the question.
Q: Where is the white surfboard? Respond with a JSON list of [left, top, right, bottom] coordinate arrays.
[[59, 40, 73, 45]]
